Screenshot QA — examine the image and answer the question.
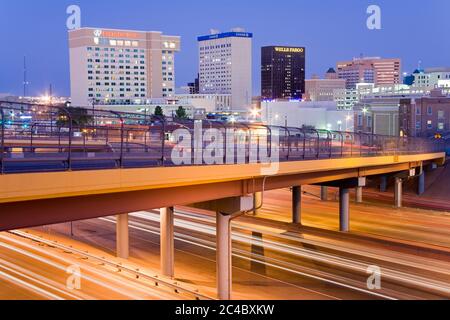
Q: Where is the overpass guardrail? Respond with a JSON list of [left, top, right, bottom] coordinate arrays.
[[0, 101, 445, 174]]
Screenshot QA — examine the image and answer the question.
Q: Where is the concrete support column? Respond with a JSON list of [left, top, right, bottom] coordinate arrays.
[[380, 176, 388, 192], [216, 212, 232, 300], [395, 178, 403, 208], [417, 172, 425, 195], [116, 214, 129, 259], [253, 192, 263, 215], [355, 186, 363, 203], [189, 196, 252, 300], [320, 186, 328, 201], [292, 186, 302, 224], [161, 207, 175, 278], [339, 188, 350, 232]]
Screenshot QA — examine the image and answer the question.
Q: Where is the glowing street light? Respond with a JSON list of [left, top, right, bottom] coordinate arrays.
[[251, 108, 261, 118], [41, 95, 51, 103]]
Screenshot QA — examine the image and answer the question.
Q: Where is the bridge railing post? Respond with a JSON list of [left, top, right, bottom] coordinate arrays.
[[60, 106, 73, 171], [348, 132, 353, 158], [57, 126, 61, 152], [213, 121, 227, 165], [262, 125, 273, 161], [110, 111, 124, 168], [30, 123, 35, 151], [0, 106, 4, 174], [328, 131, 332, 158], [369, 133, 374, 156], [247, 127, 252, 164], [356, 132, 362, 157], [160, 117, 166, 166], [301, 128, 306, 160], [338, 131, 344, 158], [314, 129, 320, 159], [285, 126, 290, 161]]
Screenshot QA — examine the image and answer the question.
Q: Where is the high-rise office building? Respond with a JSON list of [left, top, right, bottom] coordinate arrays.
[[337, 57, 401, 89], [261, 46, 306, 100], [69, 27, 180, 106], [187, 74, 200, 94], [198, 29, 252, 111]]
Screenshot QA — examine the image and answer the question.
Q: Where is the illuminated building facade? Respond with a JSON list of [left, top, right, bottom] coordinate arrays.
[[198, 29, 253, 111], [261, 46, 306, 100], [337, 57, 401, 89], [69, 28, 180, 107], [305, 69, 346, 102]]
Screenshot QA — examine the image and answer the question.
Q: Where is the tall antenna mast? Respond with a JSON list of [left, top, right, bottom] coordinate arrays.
[[49, 84, 53, 104], [23, 56, 28, 97]]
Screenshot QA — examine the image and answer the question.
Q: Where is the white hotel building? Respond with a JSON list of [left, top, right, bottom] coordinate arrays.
[[69, 28, 180, 107], [198, 29, 252, 112]]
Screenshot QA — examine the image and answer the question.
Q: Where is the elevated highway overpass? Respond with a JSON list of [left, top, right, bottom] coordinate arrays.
[[0, 101, 446, 299], [0, 152, 444, 230]]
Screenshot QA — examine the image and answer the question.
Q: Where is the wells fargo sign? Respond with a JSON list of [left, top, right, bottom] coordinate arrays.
[[274, 47, 305, 53]]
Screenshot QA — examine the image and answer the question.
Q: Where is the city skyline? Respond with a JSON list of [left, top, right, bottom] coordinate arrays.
[[0, 0, 449, 305], [1, 0, 449, 97]]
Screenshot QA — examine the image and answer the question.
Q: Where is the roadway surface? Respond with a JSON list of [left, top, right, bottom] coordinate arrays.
[[360, 163, 450, 211], [262, 187, 450, 248], [0, 231, 193, 300], [1, 186, 447, 300]]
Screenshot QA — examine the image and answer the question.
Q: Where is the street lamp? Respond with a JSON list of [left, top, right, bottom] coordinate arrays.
[[346, 114, 353, 132], [251, 108, 260, 118]]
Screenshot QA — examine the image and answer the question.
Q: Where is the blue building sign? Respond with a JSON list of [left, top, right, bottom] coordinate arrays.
[[197, 32, 253, 42]]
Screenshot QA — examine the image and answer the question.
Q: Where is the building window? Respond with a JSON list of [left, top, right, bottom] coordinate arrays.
[[438, 123, 445, 131], [427, 120, 433, 129], [427, 106, 433, 115], [438, 110, 445, 119], [416, 107, 421, 115], [416, 121, 421, 130], [357, 115, 363, 127]]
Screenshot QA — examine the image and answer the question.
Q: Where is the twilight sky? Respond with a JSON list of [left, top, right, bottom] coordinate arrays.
[[0, 0, 449, 97]]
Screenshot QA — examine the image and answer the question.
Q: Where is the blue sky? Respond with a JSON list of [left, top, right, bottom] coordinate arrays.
[[0, 0, 449, 97]]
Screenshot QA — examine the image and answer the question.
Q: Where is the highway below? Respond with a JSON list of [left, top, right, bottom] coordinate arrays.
[[0, 231, 200, 300], [262, 187, 450, 248], [1, 187, 449, 300]]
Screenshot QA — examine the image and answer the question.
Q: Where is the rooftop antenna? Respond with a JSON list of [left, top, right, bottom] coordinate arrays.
[[418, 60, 422, 70]]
